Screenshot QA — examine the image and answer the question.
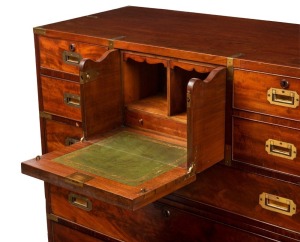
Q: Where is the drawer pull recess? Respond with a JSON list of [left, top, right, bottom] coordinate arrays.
[[265, 139, 297, 160], [267, 88, 299, 108], [68, 193, 92, 211], [259, 192, 296, 216], [64, 93, 81, 108], [62, 51, 82, 65]]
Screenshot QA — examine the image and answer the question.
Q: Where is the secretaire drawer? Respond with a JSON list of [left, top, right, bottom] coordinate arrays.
[[41, 76, 81, 121], [234, 70, 300, 120], [44, 119, 83, 153], [233, 117, 300, 177], [38, 36, 108, 74]]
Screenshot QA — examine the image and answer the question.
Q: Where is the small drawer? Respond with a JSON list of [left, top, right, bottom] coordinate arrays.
[[39, 36, 107, 74], [234, 70, 300, 120], [233, 117, 300, 177], [41, 76, 81, 121], [44, 119, 83, 153]]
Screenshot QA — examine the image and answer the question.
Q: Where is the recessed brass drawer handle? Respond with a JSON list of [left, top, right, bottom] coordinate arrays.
[[267, 88, 299, 108], [265, 139, 297, 160], [259, 192, 296, 216], [64, 93, 81, 108], [68, 193, 92, 211], [62, 50, 82, 66]]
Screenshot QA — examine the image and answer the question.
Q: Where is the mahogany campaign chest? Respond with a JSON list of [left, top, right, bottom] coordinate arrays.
[[21, 6, 300, 241]]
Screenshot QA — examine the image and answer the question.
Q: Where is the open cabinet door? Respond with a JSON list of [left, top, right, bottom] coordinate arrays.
[[79, 50, 123, 139], [187, 67, 226, 173]]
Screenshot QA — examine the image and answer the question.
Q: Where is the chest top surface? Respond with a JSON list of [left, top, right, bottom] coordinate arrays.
[[37, 6, 299, 72]]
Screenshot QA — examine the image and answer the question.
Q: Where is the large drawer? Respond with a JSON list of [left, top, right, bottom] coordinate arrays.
[[44, 119, 83, 153], [233, 116, 300, 177], [175, 164, 300, 241], [234, 69, 300, 120], [38, 36, 107, 74], [41, 75, 81, 121], [47, 184, 268, 242], [50, 222, 106, 242]]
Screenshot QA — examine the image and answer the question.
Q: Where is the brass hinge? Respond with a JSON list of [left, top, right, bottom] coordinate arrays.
[[47, 213, 58, 222], [224, 144, 232, 166], [39, 111, 52, 120], [226, 57, 234, 82], [108, 36, 126, 49], [33, 27, 46, 35], [80, 69, 100, 84], [187, 91, 191, 108]]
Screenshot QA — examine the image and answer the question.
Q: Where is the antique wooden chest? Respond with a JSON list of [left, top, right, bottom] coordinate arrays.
[[21, 6, 300, 241]]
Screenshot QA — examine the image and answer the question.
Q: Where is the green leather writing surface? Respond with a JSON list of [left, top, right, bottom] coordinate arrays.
[[53, 131, 187, 186]]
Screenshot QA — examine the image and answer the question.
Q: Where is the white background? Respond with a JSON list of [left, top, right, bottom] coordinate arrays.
[[0, 1, 298, 241]]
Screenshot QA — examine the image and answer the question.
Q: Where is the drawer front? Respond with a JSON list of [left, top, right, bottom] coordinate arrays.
[[41, 76, 81, 121], [51, 222, 104, 242], [39, 36, 107, 74], [176, 165, 300, 239], [44, 119, 83, 153], [124, 108, 187, 139], [48, 184, 266, 242], [233, 117, 300, 177], [234, 70, 300, 120]]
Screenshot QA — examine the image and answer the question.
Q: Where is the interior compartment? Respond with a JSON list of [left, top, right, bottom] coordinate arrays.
[[123, 54, 168, 116], [170, 66, 210, 118]]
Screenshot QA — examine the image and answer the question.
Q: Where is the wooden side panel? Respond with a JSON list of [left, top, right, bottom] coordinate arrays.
[[187, 67, 226, 173], [80, 50, 123, 138]]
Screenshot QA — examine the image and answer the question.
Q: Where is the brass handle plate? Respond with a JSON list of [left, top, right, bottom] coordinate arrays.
[[259, 192, 296, 216], [267, 88, 299, 108], [64, 93, 81, 108], [265, 139, 297, 160], [62, 51, 82, 66], [68, 193, 92, 211]]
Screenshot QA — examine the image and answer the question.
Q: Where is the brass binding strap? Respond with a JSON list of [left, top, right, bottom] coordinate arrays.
[[259, 192, 296, 216], [65, 172, 94, 187]]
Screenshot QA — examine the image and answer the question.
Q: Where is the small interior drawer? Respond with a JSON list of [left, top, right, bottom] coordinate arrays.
[[233, 70, 300, 120], [44, 119, 83, 153], [41, 76, 81, 121], [38, 36, 108, 74], [233, 117, 300, 177]]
